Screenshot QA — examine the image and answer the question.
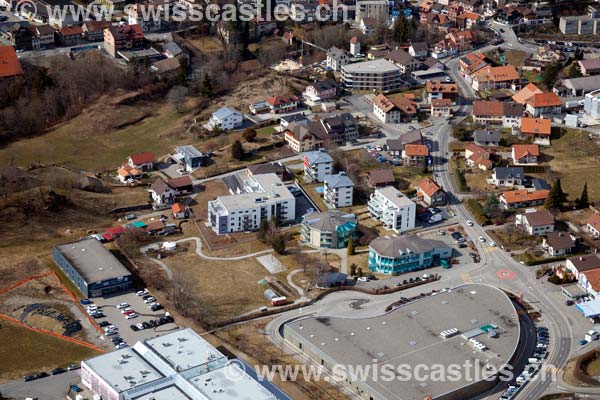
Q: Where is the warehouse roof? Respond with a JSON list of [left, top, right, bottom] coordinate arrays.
[[55, 238, 131, 283], [284, 284, 520, 400]]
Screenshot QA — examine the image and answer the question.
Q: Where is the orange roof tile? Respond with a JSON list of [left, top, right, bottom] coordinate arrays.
[[512, 83, 543, 105], [472, 100, 504, 116], [118, 167, 130, 177], [588, 214, 600, 231], [425, 80, 459, 94], [520, 117, 551, 136], [512, 144, 539, 159], [417, 177, 441, 197], [581, 268, 600, 292], [172, 203, 185, 213], [405, 144, 429, 157], [473, 65, 520, 83], [431, 98, 451, 107], [501, 189, 549, 204], [527, 92, 563, 108], [0, 45, 23, 78]]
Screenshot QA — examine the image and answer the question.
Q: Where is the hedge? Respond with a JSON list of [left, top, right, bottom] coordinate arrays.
[[524, 255, 566, 266]]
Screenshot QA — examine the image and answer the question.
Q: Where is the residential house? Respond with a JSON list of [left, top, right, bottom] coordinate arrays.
[[402, 144, 429, 167], [512, 83, 543, 105], [474, 129, 501, 146], [324, 173, 354, 208], [208, 173, 295, 234], [387, 48, 421, 74], [284, 122, 323, 153], [535, 44, 563, 64], [578, 59, 600, 76], [367, 169, 395, 188], [280, 114, 309, 131], [58, 25, 82, 46], [341, 59, 403, 92], [408, 42, 428, 59], [512, 144, 539, 165], [116, 165, 142, 183], [82, 20, 110, 42], [585, 88, 600, 119], [578, 268, 600, 299], [355, 0, 389, 23], [206, 107, 243, 131], [150, 58, 182, 77], [266, 95, 298, 114], [416, 176, 446, 206], [309, 113, 359, 146], [29, 24, 55, 49], [515, 209, 555, 235], [368, 235, 451, 275], [303, 79, 337, 104], [127, 152, 155, 171], [459, 52, 488, 77], [587, 214, 600, 238], [472, 100, 522, 127], [148, 177, 193, 207], [163, 42, 184, 59], [247, 162, 292, 182], [172, 203, 188, 219], [446, 30, 477, 53], [303, 149, 333, 183], [360, 17, 378, 35], [565, 254, 600, 280], [368, 186, 416, 233], [524, 92, 563, 117], [464, 143, 493, 170], [457, 12, 482, 29], [2, 23, 33, 51], [519, 117, 552, 143], [425, 80, 459, 104], [386, 130, 423, 157], [173, 145, 206, 172], [326, 46, 350, 71], [0, 45, 23, 78], [431, 98, 452, 118], [543, 232, 575, 256], [471, 65, 520, 92], [103, 24, 145, 58], [489, 166, 524, 187], [300, 211, 358, 249], [499, 189, 549, 209], [373, 94, 418, 124], [349, 36, 361, 56]]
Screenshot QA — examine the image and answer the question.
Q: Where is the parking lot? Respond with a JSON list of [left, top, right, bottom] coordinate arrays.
[[88, 291, 178, 348], [289, 184, 320, 221], [419, 225, 478, 266]]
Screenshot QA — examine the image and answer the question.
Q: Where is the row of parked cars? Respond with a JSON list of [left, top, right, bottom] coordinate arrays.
[[23, 364, 80, 382], [131, 315, 174, 332], [500, 326, 549, 399]]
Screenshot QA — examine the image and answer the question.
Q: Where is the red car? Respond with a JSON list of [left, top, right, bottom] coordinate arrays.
[[123, 310, 136, 316]]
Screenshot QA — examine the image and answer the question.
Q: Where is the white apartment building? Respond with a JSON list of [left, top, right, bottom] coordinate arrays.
[[81, 328, 277, 400], [303, 149, 333, 183], [208, 173, 295, 234], [355, 0, 389, 23], [584, 89, 600, 119], [206, 107, 243, 131], [341, 59, 403, 93], [324, 172, 354, 208], [368, 186, 416, 233]]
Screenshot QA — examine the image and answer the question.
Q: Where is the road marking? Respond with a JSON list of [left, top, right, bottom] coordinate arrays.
[[461, 273, 473, 284]]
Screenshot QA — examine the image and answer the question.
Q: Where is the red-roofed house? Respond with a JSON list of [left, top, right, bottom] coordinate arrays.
[[524, 92, 563, 117], [464, 143, 493, 170], [431, 98, 451, 118], [471, 65, 520, 92], [0, 45, 23, 78], [172, 202, 188, 219], [402, 144, 429, 166], [499, 189, 549, 209], [519, 117, 552, 144], [587, 214, 600, 238], [416, 177, 446, 206], [59, 25, 83, 46], [511, 144, 539, 165], [373, 94, 418, 123], [128, 152, 156, 171], [266, 94, 298, 114]]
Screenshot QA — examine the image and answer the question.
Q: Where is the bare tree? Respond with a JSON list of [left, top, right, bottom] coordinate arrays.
[[168, 85, 189, 114], [169, 267, 198, 318]]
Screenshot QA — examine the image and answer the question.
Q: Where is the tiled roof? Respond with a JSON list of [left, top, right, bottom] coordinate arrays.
[[368, 169, 395, 185], [416, 177, 441, 197], [544, 232, 574, 250], [0, 46, 23, 78], [522, 210, 554, 227], [473, 100, 504, 116], [520, 117, 551, 136], [425, 80, 458, 93], [473, 65, 520, 83], [431, 98, 451, 107], [512, 144, 539, 159], [500, 189, 549, 204], [404, 144, 429, 157], [266, 94, 298, 106], [512, 83, 543, 105], [588, 214, 600, 231], [527, 92, 563, 108], [130, 151, 156, 165]]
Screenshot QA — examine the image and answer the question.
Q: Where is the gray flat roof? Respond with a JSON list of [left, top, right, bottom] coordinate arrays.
[[284, 284, 520, 400], [342, 59, 401, 74], [55, 238, 131, 283], [189, 365, 276, 400], [132, 385, 191, 400]]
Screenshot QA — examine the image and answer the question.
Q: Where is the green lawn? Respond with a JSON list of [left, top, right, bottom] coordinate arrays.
[[256, 125, 278, 136], [522, 70, 541, 83], [0, 319, 100, 382]]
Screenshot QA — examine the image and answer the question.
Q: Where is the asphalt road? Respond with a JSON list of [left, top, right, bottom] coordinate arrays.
[[0, 370, 80, 400]]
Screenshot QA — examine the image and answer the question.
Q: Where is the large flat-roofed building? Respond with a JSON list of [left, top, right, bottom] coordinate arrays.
[[81, 328, 278, 400], [341, 59, 403, 93], [208, 173, 295, 234], [367, 186, 416, 233], [53, 238, 132, 298], [283, 284, 522, 400]]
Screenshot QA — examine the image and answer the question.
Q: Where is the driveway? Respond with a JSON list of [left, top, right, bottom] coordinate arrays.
[[0, 371, 81, 400]]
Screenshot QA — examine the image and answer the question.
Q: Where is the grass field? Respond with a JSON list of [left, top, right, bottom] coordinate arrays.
[[522, 70, 541, 83], [0, 319, 100, 382], [0, 99, 197, 171], [544, 129, 600, 203]]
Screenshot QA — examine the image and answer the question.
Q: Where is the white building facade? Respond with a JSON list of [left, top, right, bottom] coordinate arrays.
[[368, 186, 416, 233]]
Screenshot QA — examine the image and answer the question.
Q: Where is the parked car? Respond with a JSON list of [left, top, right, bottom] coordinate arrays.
[[466, 220, 473, 226], [136, 289, 149, 296], [580, 339, 589, 346], [34, 372, 49, 379], [126, 313, 138, 319], [130, 324, 140, 331], [479, 236, 486, 242], [23, 375, 36, 382], [144, 297, 156, 304], [67, 364, 80, 371], [117, 303, 129, 309], [80, 299, 92, 305], [71, 385, 83, 393], [98, 321, 110, 327]]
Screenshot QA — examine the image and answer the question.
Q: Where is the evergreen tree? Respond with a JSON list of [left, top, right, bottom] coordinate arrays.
[[199, 74, 213, 97], [231, 140, 244, 160], [349, 263, 358, 276], [347, 236, 355, 255], [545, 179, 567, 210], [272, 234, 286, 254], [393, 16, 412, 43], [257, 219, 269, 243], [576, 182, 589, 209]]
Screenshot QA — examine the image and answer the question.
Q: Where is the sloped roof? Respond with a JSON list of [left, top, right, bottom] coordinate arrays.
[[368, 169, 395, 185], [512, 144, 539, 159], [303, 211, 356, 232], [474, 129, 501, 143], [266, 94, 298, 106], [588, 214, 600, 232], [416, 177, 441, 197], [130, 151, 156, 165], [527, 92, 563, 108], [0, 46, 23, 78], [404, 144, 429, 157], [520, 117, 551, 136], [494, 166, 524, 180], [512, 83, 543, 105], [473, 100, 504, 116], [522, 210, 554, 227], [325, 173, 354, 189], [473, 65, 520, 83], [500, 189, 549, 204], [545, 232, 574, 250], [569, 254, 600, 271], [425, 80, 458, 93], [369, 235, 441, 258]]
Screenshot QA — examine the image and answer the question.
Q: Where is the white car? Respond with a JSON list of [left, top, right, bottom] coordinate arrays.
[[125, 313, 138, 319], [357, 277, 369, 282], [116, 342, 128, 349], [489, 241, 497, 247], [136, 323, 145, 330], [104, 325, 117, 332], [116, 303, 129, 309], [136, 289, 148, 296], [466, 220, 474, 226], [479, 236, 486, 242], [144, 297, 156, 304]]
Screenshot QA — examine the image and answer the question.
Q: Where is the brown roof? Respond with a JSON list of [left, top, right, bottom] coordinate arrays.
[[368, 169, 395, 186], [431, 98, 451, 107], [512, 144, 539, 159], [581, 269, 600, 292], [520, 117, 551, 136], [416, 177, 441, 197], [578, 59, 600, 72], [83, 20, 111, 32], [404, 144, 429, 157], [501, 189, 549, 204], [373, 94, 417, 115], [266, 94, 298, 106], [569, 254, 600, 272], [130, 151, 156, 165], [167, 176, 192, 189], [588, 214, 600, 231], [145, 220, 166, 231], [473, 65, 520, 83], [473, 100, 504, 116], [425, 80, 458, 94], [0, 46, 23, 78], [60, 25, 83, 36], [523, 210, 554, 227]]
